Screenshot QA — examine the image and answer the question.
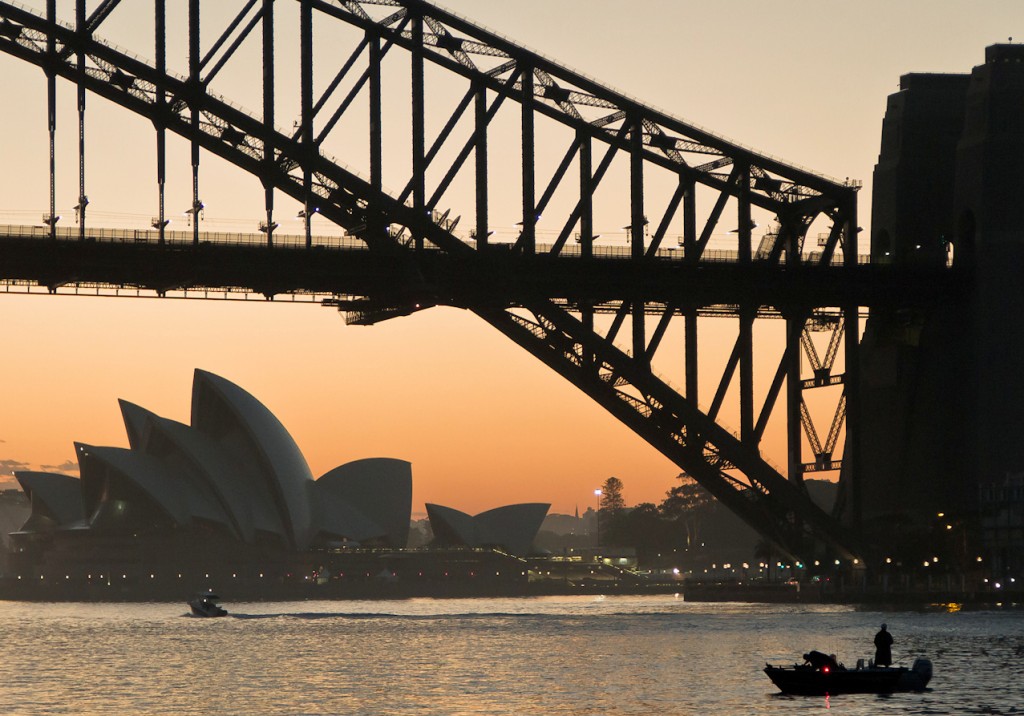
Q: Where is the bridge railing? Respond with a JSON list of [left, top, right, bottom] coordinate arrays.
[[0, 223, 876, 265], [0, 224, 369, 250]]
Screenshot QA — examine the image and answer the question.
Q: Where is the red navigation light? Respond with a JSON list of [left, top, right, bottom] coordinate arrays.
[[822, 666, 830, 673]]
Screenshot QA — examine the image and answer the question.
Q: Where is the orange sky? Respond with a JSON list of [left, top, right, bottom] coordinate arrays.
[[0, 1, 1017, 516]]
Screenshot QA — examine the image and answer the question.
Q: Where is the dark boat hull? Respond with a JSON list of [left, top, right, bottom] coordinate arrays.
[[189, 604, 227, 617], [764, 665, 918, 695], [188, 594, 228, 617]]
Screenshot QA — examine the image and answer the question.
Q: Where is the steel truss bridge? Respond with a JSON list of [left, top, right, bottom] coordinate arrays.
[[0, 0, 963, 562]]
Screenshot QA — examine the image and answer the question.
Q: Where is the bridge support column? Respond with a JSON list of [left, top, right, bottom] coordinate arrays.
[[786, 314, 804, 484], [739, 308, 755, 443], [843, 195, 862, 530]]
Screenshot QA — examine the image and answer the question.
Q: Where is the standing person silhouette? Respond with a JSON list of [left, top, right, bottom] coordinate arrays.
[[874, 623, 894, 667]]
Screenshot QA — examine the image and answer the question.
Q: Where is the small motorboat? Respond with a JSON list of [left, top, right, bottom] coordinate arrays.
[[764, 650, 932, 695], [188, 592, 228, 618]]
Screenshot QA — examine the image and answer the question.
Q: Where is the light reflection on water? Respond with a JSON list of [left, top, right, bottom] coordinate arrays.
[[0, 596, 1021, 715]]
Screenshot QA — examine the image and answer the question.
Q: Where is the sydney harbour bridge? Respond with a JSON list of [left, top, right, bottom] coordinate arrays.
[[0, 0, 966, 563]]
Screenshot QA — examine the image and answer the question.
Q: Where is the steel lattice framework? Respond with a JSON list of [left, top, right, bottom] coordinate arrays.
[[0, 0, 958, 560]]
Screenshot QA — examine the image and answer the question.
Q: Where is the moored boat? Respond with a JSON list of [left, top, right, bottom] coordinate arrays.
[[764, 651, 932, 695], [188, 592, 228, 618]]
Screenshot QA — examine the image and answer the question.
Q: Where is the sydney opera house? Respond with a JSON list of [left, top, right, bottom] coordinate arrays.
[[4, 370, 552, 599], [426, 503, 550, 556]]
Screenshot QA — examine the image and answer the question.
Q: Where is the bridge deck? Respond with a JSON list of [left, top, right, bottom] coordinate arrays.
[[0, 225, 963, 317]]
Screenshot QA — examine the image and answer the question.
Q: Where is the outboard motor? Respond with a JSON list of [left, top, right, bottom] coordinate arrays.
[[910, 658, 933, 689]]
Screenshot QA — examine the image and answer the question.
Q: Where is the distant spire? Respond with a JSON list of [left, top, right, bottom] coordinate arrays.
[[575, 504, 579, 519]]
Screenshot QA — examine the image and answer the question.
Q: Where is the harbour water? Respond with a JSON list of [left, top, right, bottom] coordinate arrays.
[[0, 595, 1021, 715]]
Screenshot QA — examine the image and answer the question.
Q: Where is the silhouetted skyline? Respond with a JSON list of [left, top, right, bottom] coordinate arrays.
[[0, 0, 1018, 515]]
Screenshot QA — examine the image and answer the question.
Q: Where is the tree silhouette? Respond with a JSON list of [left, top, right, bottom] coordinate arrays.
[[600, 476, 626, 513], [660, 472, 713, 548], [598, 476, 625, 546]]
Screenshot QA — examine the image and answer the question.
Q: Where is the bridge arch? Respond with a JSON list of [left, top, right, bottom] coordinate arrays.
[[0, 0, 866, 560]]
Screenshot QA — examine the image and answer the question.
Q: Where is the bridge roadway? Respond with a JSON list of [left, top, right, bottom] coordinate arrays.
[[0, 224, 965, 321]]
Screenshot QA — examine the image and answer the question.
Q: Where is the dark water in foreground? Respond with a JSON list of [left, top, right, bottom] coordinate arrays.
[[0, 595, 1021, 715]]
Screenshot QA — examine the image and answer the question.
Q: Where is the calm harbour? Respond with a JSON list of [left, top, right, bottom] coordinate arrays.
[[0, 595, 1021, 715]]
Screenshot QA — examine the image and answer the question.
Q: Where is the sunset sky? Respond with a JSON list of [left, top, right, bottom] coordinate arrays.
[[0, 0, 1018, 516]]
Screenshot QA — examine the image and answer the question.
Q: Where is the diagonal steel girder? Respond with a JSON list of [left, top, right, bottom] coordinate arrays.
[[476, 301, 861, 560], [0, 0, 868, 560]]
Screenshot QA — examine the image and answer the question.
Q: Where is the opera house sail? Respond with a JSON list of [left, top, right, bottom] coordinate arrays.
[[426, 503, 550, 556]]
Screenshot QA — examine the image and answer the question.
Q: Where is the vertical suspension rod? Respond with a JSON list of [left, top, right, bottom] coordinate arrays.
[[520, 63, 535, 254], [738, 164, 754, 442], [578, 128, 593, 259], [367, 29, 383, 242], [262, 0, 275, 247], [630, 112, 645, 359], [738, 163, 752, 260], [75, 0, 87, 241], [683, 179, 697, 262], [579, 127, 594, 367], [474, 79, 488, 249], [684, 178, 698, 403], [300, 0, 313, 248], [45, 0, 56, 239], [630, 113, 645, 260], [368, 31, 381, 193], [189, 0, 201, 247], [411, 13, 425, 250], [155, 0, 167, 244]]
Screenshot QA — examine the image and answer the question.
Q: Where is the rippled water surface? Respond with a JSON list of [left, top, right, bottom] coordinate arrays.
[[0, 596, 1021, 715]]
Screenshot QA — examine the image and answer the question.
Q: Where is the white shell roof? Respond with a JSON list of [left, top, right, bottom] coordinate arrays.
[[312, 486, 388, 543], [317, 458, 412, 547], [426, 503, 550, 555], [475, 503, 550, 555], [14, 471, 84, 527], [76, 443, 231, 528], [426, 503, 476, 545], [120, 399, 282, 543], [191, 369, 314, 549]]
